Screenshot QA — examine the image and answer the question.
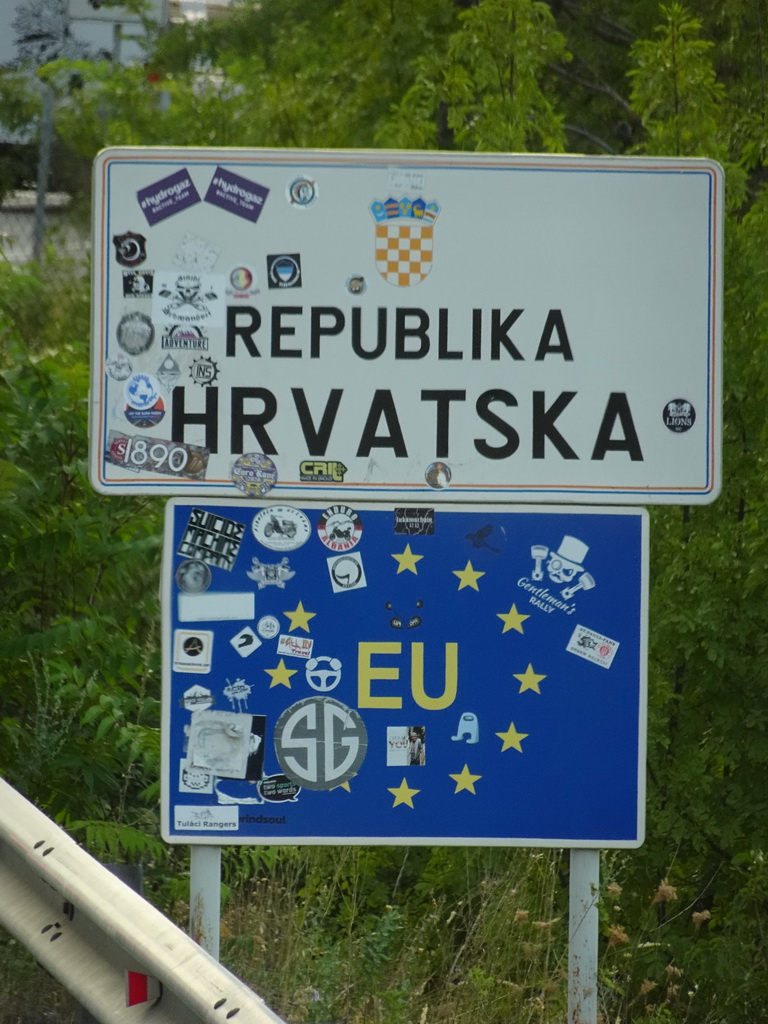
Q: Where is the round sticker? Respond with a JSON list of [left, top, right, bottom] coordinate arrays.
[[175, 558, 212, 594], [287, 175, 318, 208], [317, 505, 362, 552], [274, 697, 367, 790], [232, 453, 278, 496], [117, 311, 155, 355], [425, 461, 451, 489], [229, 266, 253, 291], [252, 506, 311, 551], [662, 399, 696, 433], [124, 373, 162, 411], [257, 615, 281, 640], [125, 397, 165, 428]]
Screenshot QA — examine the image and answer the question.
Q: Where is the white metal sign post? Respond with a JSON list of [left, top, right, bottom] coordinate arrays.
[[90, 148, 723, 505]]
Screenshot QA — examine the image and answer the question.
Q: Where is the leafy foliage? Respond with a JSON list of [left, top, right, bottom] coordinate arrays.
[[2, 1, 768, 1021]]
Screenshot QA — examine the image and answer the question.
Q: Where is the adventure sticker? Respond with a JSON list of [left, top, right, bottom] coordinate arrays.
[[317, 505, 362, 552], [252, 506, 311, 551]]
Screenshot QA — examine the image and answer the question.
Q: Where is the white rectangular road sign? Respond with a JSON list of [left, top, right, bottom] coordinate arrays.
[[90, 148, 723, 503]]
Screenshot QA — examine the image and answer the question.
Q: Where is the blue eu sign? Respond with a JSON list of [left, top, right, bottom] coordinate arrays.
[[161, 500, 647, 847]]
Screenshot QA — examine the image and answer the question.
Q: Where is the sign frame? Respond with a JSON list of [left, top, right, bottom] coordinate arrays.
[[90, 147, 722, 505], [160, 499, 648, 848]]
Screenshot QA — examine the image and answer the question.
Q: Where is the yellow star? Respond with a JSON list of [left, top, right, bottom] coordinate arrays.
[[265, 658, 297, 688], [449, 764, 482, 794], [514, 663, 547, 694], [283, 600, 316, 632], [391, 544, 423, 574], [496, 722, 528, 753], [388, 777, 420, 808], [497, 603, 530, 634], [453, 561, 485, 591]]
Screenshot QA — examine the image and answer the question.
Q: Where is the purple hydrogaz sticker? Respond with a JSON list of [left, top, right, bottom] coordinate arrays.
[[137, 169, 201, 226], [204, 166, 269, 223]]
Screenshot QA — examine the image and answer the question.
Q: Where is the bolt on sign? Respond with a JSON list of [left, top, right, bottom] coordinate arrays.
[[91, 148, 723, 504], [161, 500, 648, 847]]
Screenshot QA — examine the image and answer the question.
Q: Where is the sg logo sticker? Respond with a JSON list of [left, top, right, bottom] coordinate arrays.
[[273, 697, 367, 790]]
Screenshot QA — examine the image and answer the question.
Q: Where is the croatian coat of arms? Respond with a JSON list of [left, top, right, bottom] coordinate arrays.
[[370, 197, 440, 287]]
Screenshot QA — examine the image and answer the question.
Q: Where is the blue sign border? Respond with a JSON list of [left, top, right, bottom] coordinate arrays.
[[161, 501, 647, 847]]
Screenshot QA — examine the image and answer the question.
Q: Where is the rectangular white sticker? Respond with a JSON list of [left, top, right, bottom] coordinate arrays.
[[173, 805, 238, 830], [566, 625, 620, 669], [178, 592, 255, 621], [277, 634, 314, 659]]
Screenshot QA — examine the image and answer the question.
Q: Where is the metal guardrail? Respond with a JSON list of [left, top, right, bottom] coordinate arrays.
[[0, 778, 287, 1024]]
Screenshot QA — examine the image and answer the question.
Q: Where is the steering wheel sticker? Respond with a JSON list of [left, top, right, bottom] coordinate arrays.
[[305, 656, 342, 692]]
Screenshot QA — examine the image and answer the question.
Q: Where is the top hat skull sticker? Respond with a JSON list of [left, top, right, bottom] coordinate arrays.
[[530, 535, 598, 600]]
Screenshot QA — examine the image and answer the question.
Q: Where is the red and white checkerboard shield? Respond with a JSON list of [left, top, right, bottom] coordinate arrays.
[[374, 220, 435, 287]]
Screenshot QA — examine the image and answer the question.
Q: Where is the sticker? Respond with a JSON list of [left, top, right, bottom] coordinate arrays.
[[346, 274, 366, 295], [386, 598, 423, 630], [215, 780, 264, 806], [156, 354, 181, 390], [663, 398, 696, 433], [305, 656, 342, 693], [174, 233, 220, 272], [286, 175, 317, 208], [257, 615, 280, 640], [317, 505, 362, 553], [386, 726, 426, 766], [174, 805, 238, 831], [273, 697, 367, 790], [138, 168, 201, 225], [124, 398, 165, 429], [105, 431, 209, 480], [122, 270, 153, 297], [173, 629, 214, 673], [258, 774, 301, 802], [179, 760, 213, 794], [230, 625, 262, 658], [466, 522, 506, 554], [161, 324, 208, 350], [277, 635, 314, 659], [189, 356, 219, 387], [247, 557, 296, 588], [177, 591, 256, 622], [204, 166, 269, 223], [252, 506, 310, 551], [299, 459, 347, 483], [267, 254, 301, 288], [394, 508, 434, 535], [106, 353, 133, 381], [113, 232, 147, 267], [175, 559, 212, 594], [187, 710, 263, 779], [387, 167, 426, 192], [232, 453, 278, 497], [223, 678, 252, 712], [116, 311, 155, 355], [425, 461, 451, 489], [180, 684, 215, 712], [566, 625, 619, 669], [327, 552, 367, 593], [227, 266, 255, 296], [370, 196, 440, 287], [124, 373, 162, 411], [451, 712, 480, 744], [153, 273, 225, 327], [177, 507, 245, 570]]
